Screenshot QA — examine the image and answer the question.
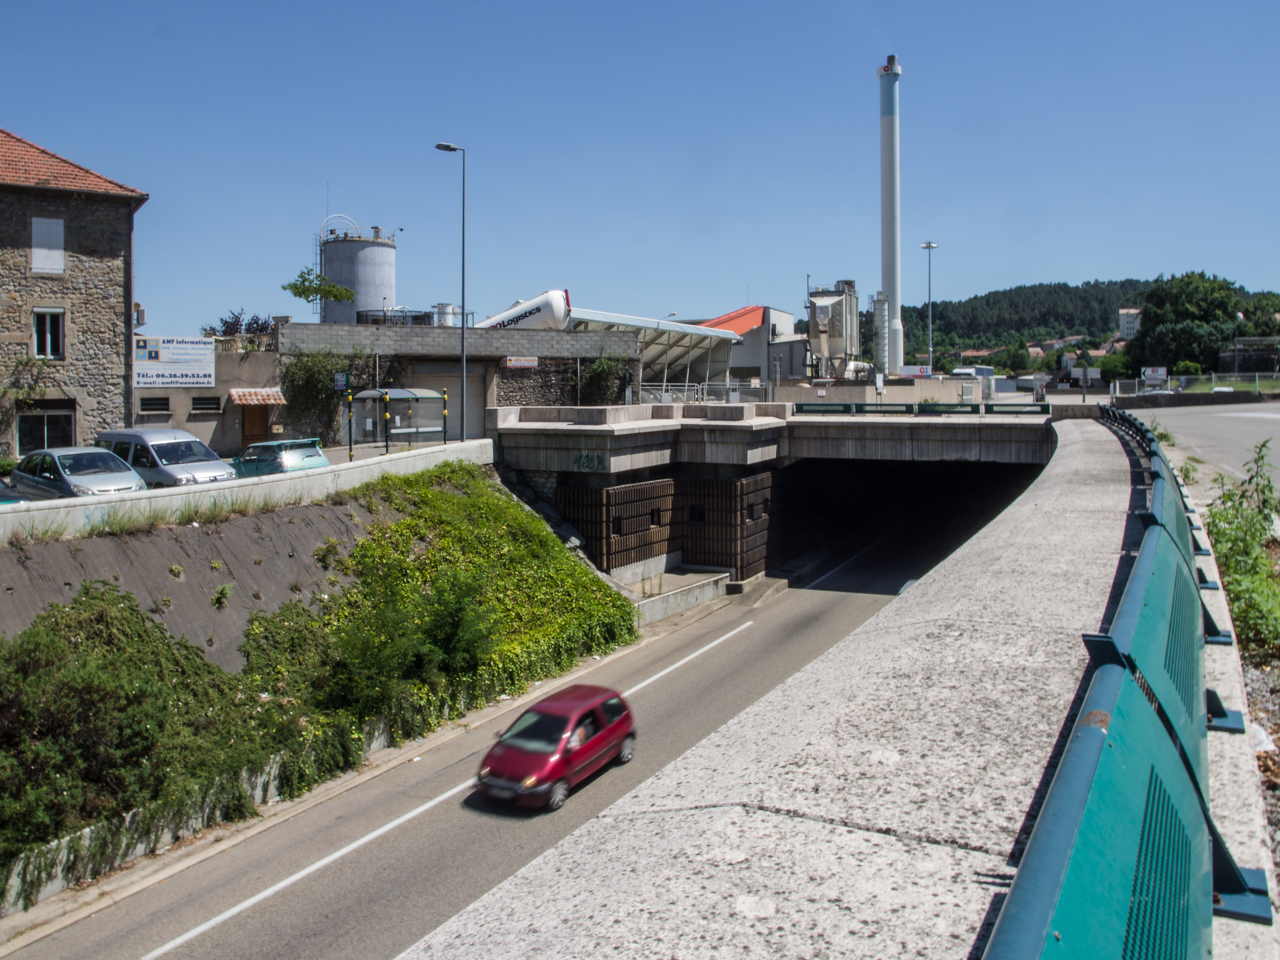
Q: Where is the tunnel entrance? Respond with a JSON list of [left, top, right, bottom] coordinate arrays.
[[554, 459, 1044, 584]]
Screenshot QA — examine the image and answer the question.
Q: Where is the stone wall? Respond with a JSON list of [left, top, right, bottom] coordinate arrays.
[[496, 359, 578, 406], [0, 191, 134, 455]]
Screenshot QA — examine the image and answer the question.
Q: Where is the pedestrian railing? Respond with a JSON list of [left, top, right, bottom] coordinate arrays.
[[793, 403, 854, 414], [983, 405, 1271, 958]]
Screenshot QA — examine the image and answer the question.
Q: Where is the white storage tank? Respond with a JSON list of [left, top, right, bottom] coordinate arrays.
[[433, 303, 460, 327], [319, 221, 396, 325]]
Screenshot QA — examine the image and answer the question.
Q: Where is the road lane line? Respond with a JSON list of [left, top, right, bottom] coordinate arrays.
[[140, 618, 755, 959], [804, 538, 886, 591], [139, 778, 476, 960], [623, 620, 753, 698]]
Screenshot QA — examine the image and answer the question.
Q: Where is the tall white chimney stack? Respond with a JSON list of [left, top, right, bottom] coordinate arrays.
[[878, 54, 903, 376]]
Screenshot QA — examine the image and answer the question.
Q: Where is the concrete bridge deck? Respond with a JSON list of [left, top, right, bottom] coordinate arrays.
[[401, 418, 1132, 958], [489, 403, 1057, 475]]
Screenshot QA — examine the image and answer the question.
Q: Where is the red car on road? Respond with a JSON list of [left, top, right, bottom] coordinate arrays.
[[477, 684, 636, 811]]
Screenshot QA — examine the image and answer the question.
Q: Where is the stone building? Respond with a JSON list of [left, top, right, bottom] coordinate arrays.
[[0, 127, 147, 457]]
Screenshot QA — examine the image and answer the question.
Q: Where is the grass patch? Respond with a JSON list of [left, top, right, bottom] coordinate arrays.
[[1205, 440, 1280, 651], [82, 504, 172, 538]]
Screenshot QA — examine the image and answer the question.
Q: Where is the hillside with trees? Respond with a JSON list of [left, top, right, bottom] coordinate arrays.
[[852, 274, 1279, 375]]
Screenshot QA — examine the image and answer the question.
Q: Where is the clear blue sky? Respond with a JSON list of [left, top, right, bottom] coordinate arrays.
[[4, 1, 1276, 337]]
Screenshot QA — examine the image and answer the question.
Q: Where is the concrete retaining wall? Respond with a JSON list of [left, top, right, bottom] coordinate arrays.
[[634, 573, 729, 625], [0, 439, 493, 545]]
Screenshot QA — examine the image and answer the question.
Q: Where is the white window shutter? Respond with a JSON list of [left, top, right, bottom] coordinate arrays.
[[31, 218, 65, 274]]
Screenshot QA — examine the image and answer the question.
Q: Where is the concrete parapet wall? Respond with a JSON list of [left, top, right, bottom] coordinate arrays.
[[0, 439, 494, 544]]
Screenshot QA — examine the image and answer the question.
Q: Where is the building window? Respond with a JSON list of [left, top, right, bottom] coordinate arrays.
[[16, 407, 74, 455], [33, 312, 64, 359], [139, 397, 170, 413], [191, 397, 223, 412], [31, 218, 65, 274]]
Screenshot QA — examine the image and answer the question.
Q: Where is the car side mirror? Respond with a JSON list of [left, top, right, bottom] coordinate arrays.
[[494, 730, 502, 740]]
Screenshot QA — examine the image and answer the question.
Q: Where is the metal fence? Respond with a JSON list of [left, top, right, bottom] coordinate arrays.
[[982, 406, 1271, 958], [1115, 372, 1280, 397], [636, 383, 771, 404]]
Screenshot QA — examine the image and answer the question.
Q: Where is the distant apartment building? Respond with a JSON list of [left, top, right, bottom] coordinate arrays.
[[0, 127, 147, 456], [1119, 308, 1141, 341]]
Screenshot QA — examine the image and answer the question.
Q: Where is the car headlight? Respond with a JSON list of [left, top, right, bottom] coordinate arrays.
[[176, 476, 195, 485], [71, 484, 93, 496], [133, 480, 147, 491], [521, 775, 538, 789], [478, 766, 490, 780]]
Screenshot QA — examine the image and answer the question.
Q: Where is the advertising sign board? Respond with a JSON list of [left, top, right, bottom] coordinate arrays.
[[875, 373, 884, 395], [133, 337, 215, 388], [334, 371, 350, 392], [506, 357, 538, 369], [898, 364, 932, 378]]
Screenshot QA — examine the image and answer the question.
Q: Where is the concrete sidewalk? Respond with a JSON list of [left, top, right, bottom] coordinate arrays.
[[397, 419, 1133, 959]]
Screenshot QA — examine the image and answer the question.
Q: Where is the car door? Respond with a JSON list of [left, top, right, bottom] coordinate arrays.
[[35, 454, 63, 499], [567, 708, 611, 784], [599, 696, 630, 760], [130, 442, 161, 487], [233, 448, 257, 478], [10, 455, 39, 497]]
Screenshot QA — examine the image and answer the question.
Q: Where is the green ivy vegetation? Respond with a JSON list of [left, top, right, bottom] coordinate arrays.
[[1205, 440, 1280, 651], [0, 461, 636, 907]]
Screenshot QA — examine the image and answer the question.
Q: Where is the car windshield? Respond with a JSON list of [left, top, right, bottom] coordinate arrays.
[[57, 451, 129, 476], [152, 440, 221, 465], [499, 710, 569, 754]]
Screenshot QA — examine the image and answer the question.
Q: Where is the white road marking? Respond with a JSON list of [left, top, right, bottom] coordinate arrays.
[[623, 620, 754, 697], [141, 619, 756, 959], [804, 538, 886, 590]]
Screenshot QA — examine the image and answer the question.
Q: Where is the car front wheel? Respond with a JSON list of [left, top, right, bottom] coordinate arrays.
[[617, 734, 635, 764], [546, 779, 569, 811]]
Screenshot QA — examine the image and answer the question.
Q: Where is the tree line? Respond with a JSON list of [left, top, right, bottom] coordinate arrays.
[[839, 274, 1278, 375]]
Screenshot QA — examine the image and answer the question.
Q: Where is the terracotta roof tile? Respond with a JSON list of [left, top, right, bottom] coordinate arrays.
[[0, 127, 146, 200], [228, 388, 286, 406]]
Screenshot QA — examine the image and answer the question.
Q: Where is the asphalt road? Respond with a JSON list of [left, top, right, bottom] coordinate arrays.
[[10, 469, 1034, 960], [1133, 403, 1280, 480]]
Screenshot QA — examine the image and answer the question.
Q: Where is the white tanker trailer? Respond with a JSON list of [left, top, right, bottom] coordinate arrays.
[[475, 290, 571, 331]]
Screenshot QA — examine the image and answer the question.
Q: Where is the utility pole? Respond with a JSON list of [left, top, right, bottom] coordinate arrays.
[[920, 242, 938, 373]]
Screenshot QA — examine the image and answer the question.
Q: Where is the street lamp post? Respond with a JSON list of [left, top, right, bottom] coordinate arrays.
[[920, 242, 938, 373], [436, 142, 466, 440]]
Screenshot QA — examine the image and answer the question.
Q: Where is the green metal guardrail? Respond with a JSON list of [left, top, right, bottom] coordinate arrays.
[[984, 403, 1051, 415], [792, 403, 854, 414], [982, 405, 1271, 959], [917, 402, 982, 415], [852, 402, 916, 414]]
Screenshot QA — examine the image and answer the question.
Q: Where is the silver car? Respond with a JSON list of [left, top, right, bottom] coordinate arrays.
[[11, 447, 146, 499], [95, 429, 235, 487]]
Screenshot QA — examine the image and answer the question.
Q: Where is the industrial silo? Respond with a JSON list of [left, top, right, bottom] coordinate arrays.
[[319, 220, 396, 324]]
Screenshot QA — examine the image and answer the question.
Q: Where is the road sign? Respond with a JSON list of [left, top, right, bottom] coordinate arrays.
[[875, 373, 884, 394], [1142, 366, 1167, 381]]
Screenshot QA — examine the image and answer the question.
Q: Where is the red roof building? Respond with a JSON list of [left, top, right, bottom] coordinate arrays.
[[0, 128, 147, 200], [0, 127, 147, 456]]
